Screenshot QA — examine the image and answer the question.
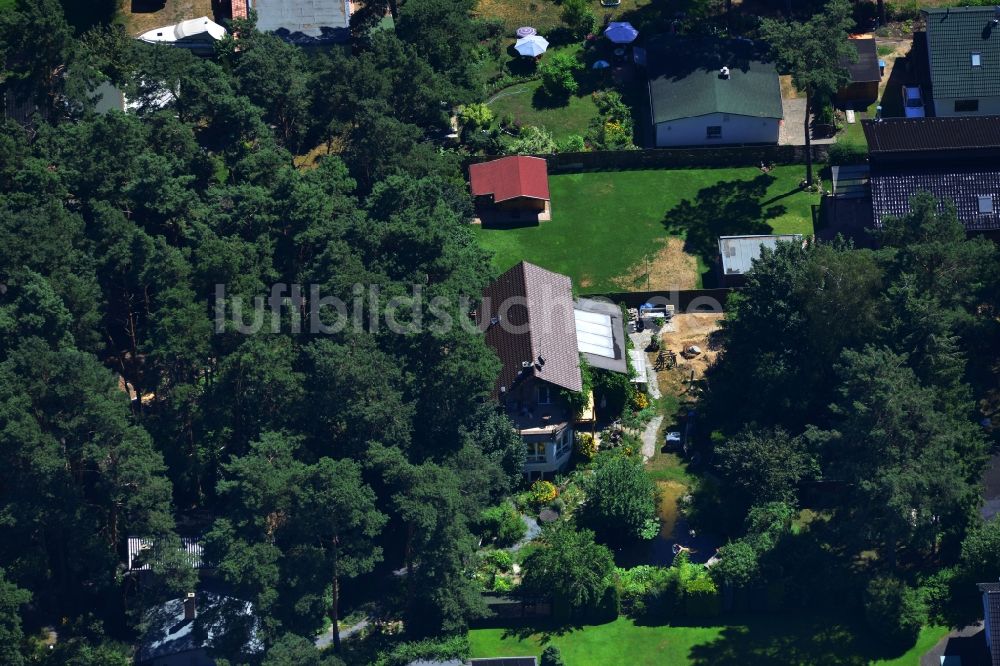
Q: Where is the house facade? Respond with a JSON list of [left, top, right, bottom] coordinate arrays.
[[924, 7, 1000, 117], [647, 36, 783, 147]]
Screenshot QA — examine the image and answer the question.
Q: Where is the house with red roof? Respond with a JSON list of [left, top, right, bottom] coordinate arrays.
[[469, 156, 551, 224]]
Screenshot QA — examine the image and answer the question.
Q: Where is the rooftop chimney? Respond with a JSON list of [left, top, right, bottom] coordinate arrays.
[[183, 592, 196, 621]]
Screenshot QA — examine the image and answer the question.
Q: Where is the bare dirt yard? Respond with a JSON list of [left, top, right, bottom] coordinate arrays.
[[651, 313, 725, 397], [120, 0, 217, 35], [613, 238, 700, 291]]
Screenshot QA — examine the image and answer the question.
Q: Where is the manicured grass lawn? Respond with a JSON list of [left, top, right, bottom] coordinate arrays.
[[469, 616, 947, 665], [470, 617, 723, 665], [488, 80, 600, 142], [476, 166, 819, 292]]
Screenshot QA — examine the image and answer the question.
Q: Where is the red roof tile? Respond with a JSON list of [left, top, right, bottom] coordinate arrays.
[[231, 0, 248, 19], [469, 156, 550, 203]]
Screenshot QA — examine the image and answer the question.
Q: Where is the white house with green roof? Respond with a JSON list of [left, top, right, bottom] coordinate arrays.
[[924, 6, 1000, 117], [647, 36, 783, 147]]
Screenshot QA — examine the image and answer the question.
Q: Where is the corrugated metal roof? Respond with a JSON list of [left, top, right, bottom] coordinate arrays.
[[924, 7, 1000, 99], [870, 169, 1000, 230], [718, 235, 802, 276], [127, 537, 205, 570], [647, 36, 783, 123]]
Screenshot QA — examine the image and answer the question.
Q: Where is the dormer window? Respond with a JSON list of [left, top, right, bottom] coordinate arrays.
[[972, 52, 982, 67], [978, 195, 994, 214]]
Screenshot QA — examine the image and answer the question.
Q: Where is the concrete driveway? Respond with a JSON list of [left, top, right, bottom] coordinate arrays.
[[779, 98, 837, 146]]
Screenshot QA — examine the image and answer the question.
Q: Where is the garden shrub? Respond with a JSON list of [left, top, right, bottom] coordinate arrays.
[[557, 134, 586, 152], [506, 126, 557, 155], [529, 480, 558, 506], [540, 646, 565, 666], [828, 142, 868, 165], [561, 0, 597, 38], [477, 501, 527, 547], [683, 576, 721, 618], [575, 432, 597, 461], [460, 103, 494, 131], [377, 635, 470, 666], [539, 52, 582, 99], [631, 392, 649, 410], [580, 452, 657, 543]]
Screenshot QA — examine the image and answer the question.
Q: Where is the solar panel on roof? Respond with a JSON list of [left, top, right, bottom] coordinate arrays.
[[574, 310, 615, 358]]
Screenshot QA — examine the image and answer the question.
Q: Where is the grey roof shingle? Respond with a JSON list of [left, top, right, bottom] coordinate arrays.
[[647, 36, 783, 123], [924, 7, 1000, 99], [478, 262, 583, 395], [869, 169, 1000, 231]]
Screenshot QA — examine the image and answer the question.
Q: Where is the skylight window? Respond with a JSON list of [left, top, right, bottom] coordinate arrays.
[[978, 195, 994, 214], [972, 52, 982, 67]]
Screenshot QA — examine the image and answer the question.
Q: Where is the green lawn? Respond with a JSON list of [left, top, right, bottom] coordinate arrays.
[[488, 80, 600, 142], [469, 616, 947, 665], [476, 166, 818, 292]]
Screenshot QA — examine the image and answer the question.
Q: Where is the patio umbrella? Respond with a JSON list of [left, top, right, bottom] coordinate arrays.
[[592, 59, 611, 69], [514, 35, 549, 57], [515, 26, 537, 38], [604, 21, 639, 44]]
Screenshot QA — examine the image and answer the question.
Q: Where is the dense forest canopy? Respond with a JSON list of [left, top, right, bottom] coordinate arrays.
[[1, 0, 1000, 662], [0, 0, 524, 661]]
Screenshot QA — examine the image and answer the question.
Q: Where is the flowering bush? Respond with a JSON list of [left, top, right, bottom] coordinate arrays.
[[576, 432, 597, 460], [632, 392, 649, 410], [529, 480, 558, 506]]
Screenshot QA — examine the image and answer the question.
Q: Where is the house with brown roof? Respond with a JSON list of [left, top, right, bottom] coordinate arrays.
[[477, 262, 628, 479], [469, 156, 551, 225]]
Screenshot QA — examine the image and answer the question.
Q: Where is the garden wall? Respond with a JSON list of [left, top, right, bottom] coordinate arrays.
[[465, 145, 830, 173], [579, 289, 736, 313]]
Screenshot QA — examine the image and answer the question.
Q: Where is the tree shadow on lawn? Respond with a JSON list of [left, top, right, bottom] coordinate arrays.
[[662, 174, 787, 277], [684, 613, 918, 666], [499, 618, 610, 645]]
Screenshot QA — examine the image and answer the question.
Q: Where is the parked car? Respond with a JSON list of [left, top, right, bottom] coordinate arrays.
[[902, 86, 925, 118], [665, 431, 682, 446]]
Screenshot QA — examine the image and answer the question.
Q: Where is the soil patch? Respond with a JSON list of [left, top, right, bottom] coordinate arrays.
[[612, 238, 699, 291]]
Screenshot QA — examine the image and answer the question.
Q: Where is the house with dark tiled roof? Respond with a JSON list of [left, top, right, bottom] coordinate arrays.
[[862, 117, 1000, 233], [477, 262, 628, 479], [647, 36, 783, 147], [924, 6, 1000, 116]]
